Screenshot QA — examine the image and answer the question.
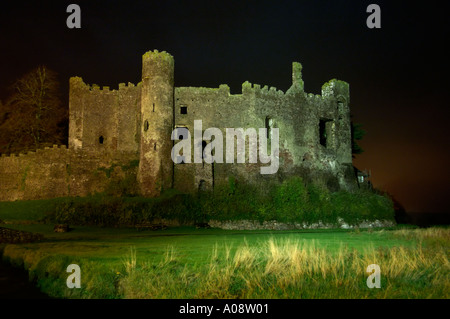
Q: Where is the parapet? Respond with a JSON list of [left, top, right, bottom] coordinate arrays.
[[321, 79, 350, 104], [176, 84, 231, 97], [142, 50, 174, 82], [0, 145, 69, 159], [70, 77, 140, 93], [142, 49, 174, 64], [242, 81, 285, 97]]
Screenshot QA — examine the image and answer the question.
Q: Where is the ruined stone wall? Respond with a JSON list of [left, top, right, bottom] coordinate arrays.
[[173, 64, 357, 194], [0, 51, 357, 202], [0, 145, 139, 201], [68, 77, 141, 153]]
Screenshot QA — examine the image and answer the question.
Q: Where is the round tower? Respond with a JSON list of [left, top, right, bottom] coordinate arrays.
[[138, 50, 174, 196]]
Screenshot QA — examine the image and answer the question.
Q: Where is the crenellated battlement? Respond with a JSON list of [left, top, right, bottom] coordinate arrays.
[[142, 49, 174, 63], [176, 84, 231, 96], [71, 76, 140, 94], [0, 49, 355, 202], [0, 145, 69, 159], [242, 81, 285, 96]]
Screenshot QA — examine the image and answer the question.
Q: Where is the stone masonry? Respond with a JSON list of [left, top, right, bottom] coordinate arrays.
[[0, 50, 357, 201]]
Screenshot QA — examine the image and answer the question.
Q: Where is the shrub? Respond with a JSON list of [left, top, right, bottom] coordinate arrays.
[[272, 177, 308, 222], [42, 177, 395, 227]]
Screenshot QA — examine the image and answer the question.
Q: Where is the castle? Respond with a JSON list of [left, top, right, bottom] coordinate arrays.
[[0, 50, 357, 201]]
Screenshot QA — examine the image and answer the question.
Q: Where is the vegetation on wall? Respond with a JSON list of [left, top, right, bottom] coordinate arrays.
[[42, 177, 395, 227]]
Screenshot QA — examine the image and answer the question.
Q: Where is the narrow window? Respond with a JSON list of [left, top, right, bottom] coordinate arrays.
[[144, 120, 149, 132], [202, 141, 207, 159], [180, 106, 187, 114], [265, 117, 273, 139], [176, 126, 189, 140], [198, 180, 206, 192], [319, 119, 327, 147], [175, 127, 189, 164], [202, 140, 207, 168], [319, 119, 335, 148], [152, 103, 155, 112], [99, 136, 104, 144]]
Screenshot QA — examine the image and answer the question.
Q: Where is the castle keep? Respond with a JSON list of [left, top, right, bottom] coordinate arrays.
[[0, 50, 357, 201]]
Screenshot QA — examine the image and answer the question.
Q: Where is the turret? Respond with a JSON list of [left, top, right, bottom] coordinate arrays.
[[138, 50, 175, 196], [321, 79, 352, 164], [286, 62, 304, 94]]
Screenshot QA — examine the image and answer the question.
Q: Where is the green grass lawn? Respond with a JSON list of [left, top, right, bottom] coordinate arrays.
[[0, 198, 65, 221], [2, 223, 448, 299], [0, 198, 448, 299]]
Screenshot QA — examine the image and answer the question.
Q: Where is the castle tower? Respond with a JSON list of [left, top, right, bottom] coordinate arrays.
[[286, 62, 304, 94], [138, 50, 174, 196], [321, 79, 352, 164]]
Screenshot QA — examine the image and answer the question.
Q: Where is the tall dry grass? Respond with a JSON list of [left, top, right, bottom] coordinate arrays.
[[118, 229, 449, 299]]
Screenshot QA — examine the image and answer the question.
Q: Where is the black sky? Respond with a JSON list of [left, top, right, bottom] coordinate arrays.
[[0, 0, 448, 213]]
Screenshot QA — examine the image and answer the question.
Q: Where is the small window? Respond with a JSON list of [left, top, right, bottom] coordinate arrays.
[[202, 141, 207, 159], [152, 103, 155, 112], [144, 120, 149, 132], [198, 180, 206, 192], [319, 119, 327, 147], [180, 106, 187, 114], [265, 116, 273, 139], [99, 136, 104, 144], [176, 127, 189, 140], [319, 119, 335, 148]]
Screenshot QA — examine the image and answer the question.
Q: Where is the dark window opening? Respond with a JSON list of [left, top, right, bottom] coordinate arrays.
[[198, 180, 206, 192], [176, 127, 189, 140], [152, 103, 155, 112], [180, 106, 187, 114], [144, 120, 149, 132], [202, 141, 207, 167], [99, 136, 104, 144], [202, 141, 207, 158], [319, 119, 327, 147], [154, 142, 157, 150], [319, 119, 335, 148], [265, 116, 273, 139], [175, 127, 189, 164]]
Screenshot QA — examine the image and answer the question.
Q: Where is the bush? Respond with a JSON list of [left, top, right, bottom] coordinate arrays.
[[42, 177, 395, 227], [330, 189, 395, 225], [42, 192, 205, 227], [272, 177, 308, 222]]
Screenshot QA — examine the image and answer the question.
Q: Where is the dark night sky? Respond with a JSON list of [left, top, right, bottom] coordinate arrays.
[[0, 1, 448, 213]]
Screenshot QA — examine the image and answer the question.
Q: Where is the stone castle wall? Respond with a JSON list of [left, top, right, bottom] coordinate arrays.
[[68, 77, 142, 153], [0, 145, 138, 201], [0, 50, 357, 202], [173, 70, 356, 194]]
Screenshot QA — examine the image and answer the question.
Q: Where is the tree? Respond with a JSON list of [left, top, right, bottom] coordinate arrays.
[[351, 122, 366, 157], [0, 66, 67, 154]]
